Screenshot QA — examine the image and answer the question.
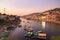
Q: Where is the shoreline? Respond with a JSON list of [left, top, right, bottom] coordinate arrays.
[[46, 20, 60, 24]]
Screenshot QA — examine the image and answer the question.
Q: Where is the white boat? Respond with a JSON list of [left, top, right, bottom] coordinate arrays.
[[37, 32, 47, 39]]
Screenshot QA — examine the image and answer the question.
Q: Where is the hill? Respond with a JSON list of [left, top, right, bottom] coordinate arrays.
[[21, 8, 60, 20]]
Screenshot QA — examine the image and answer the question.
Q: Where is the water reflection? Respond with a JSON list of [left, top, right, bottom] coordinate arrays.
[[42, 21, 46, 29]]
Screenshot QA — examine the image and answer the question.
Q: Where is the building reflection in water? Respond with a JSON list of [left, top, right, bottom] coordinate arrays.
[[42, 21, 46, 30]]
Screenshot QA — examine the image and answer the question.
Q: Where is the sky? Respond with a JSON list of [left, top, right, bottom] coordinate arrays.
[[0, 0, 60, 16]]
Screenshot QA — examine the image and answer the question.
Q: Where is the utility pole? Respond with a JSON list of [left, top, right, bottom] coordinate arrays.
[[4, 8, 6, 14]]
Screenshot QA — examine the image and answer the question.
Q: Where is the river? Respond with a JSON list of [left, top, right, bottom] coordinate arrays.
[[9, 18, 60, 40]]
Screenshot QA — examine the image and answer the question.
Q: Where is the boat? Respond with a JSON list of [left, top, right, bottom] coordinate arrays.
[[37, 32, 47, 39], [24, 26, 33, 31], [24, 29, 47, 40], [24, 31, 34, 37]]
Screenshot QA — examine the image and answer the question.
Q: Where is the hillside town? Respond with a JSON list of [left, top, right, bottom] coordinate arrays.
[[22, 8, 60, 24]]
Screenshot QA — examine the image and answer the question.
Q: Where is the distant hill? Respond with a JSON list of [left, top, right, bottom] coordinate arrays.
[[21, 13, 41, 19], [43, 8, 60, 15], [21, 8, 60, 20]]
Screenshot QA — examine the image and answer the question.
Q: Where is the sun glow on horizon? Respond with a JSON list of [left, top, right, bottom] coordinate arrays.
[[0, 0, 60, 16]]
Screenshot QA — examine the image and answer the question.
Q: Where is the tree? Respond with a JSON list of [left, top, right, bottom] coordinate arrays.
[[0, 19, 6, 26]]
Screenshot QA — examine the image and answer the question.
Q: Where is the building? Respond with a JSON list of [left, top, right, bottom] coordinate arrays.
[[39, 11, 57, 22]]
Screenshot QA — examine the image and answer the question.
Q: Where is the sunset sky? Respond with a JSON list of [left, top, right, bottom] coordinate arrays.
[[0, 0, 60, 16]]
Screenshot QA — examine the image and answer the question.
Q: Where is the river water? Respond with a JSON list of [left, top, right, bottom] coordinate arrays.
[[9, 18, 60, 40]]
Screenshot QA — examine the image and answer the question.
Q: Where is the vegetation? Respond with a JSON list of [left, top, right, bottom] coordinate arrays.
[[0, 19, 6, 26], [0, 13, 21, 27]]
